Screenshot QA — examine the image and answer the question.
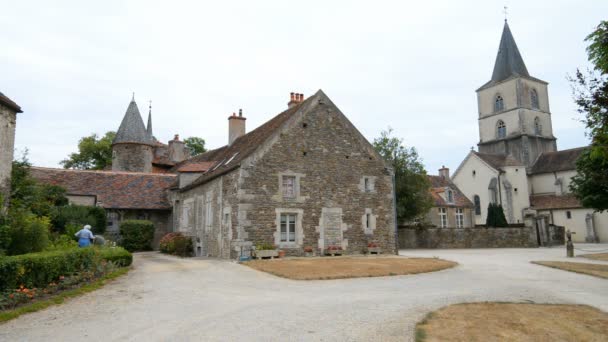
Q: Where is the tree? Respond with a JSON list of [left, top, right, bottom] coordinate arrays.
[[373, 128, 433, 223], [184, 136, 207, 155], [485, 203, 508, 227], [60, 131, 116, 170], [569, 21, 608, 211]]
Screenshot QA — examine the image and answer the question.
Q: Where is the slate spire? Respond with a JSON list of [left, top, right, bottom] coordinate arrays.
[[146, 100, 153, 141], [113, 96, 152, 145], [491, 21, 529, 83]]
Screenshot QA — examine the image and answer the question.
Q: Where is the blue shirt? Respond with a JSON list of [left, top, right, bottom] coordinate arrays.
[[75, 228, 95, 240]]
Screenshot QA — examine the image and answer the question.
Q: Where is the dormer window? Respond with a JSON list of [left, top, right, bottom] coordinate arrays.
[[534, 117, 542, 135], [446, 189, 454, 203], [531, 89, 539, 109], [497, 120, 506, 139], [494, 95, 504, 112]]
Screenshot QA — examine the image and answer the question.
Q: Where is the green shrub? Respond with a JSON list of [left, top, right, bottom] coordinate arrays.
[[2, 212, 51, 256], [255, 242, 276, 250], [45, 234, 78, 251], [52, 205, 107, 235], [119, 220, 155, 252], [486, 203, 508, 227], [0, 247, 132, 291], [159, 232, 192, 257]]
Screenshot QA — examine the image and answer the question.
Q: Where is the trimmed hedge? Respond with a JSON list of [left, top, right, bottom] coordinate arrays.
[[0, 247, 132, 291], [120, 220, 155, 252]]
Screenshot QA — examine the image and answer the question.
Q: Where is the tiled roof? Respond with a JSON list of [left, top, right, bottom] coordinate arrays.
[[529, 147, 587, 174], [0, 91, 23, 113], [30, 167, 176, 210], [177, 161, 216, 173], [179, 91, 320, 190], [473, 152, 523, 170], [170, 146, 227, 173], [529, 194, 582, 210], [428, 175, 474, 208]]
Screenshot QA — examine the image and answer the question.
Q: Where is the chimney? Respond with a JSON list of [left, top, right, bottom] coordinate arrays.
[[169, 134, 188, 163], [287, 92, 305, 109], [228, 109, 246, 145], [438, 165, 450, 179]]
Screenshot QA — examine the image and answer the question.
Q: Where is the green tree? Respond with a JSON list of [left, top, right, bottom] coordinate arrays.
[[569, 21, 608, 211], [373, 128, 433, 223], [60, 131, 116, 170], [184, 136, 207, 155], [485, 203, 508, 227]]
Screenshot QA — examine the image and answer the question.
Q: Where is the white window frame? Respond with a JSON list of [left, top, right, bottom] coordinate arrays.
[[280, 213, 297, 243], [439, 207, 447, 228], [274, 208, 304, 247], [446, 189, 454, 203], [456, 208, 464, 228]]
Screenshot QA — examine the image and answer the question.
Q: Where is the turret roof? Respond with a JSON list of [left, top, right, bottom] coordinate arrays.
[[113, 98, 153, 145]]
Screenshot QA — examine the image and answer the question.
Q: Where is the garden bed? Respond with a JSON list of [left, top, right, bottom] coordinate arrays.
[[581, 253, 608, 261], [243, 256, 456, 280], [415, 302, 608, 341], [532, 261, 608, 279]]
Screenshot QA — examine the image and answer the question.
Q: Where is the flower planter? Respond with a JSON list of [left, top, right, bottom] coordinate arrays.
[[278, 250, 286, 258], [325, 249, 344, 256], [367, 247, 382, 255], [304, 251, 314, 257], [254, 249, 279, 259]]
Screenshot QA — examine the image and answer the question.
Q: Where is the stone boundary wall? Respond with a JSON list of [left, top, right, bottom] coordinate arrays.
[[398, 226, 537, 249]]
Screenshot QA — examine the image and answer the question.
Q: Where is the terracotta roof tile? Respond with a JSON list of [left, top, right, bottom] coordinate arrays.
[[529, 194, 582, 210], [177, 161, 216, 173], [428, 175, 474, 208], [30, 167, 176, 210]]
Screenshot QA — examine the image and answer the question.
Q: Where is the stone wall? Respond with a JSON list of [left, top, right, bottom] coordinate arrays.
[[0, 103, 17, 209], [398, 226, 537, 249], [112, 143, 153, 173]]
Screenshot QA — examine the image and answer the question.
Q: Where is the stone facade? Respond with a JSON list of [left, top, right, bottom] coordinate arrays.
[[398, 226, 536, 249], [112, 143, 154, 173], [173, 90, 396, 259], [0, 94, 21, 211]]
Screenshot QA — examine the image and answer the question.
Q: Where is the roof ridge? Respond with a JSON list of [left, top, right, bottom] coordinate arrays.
[[30, 166, 177, 177]]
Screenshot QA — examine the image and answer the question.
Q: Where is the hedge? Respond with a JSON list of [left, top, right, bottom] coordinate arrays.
[[0, 247, 132, 291], [159, 232, 193, 257], [120, 220, 155, 252]]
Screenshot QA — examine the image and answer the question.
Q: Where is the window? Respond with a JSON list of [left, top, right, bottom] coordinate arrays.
[[224, 212, 230, 225], [204, 195, 212, 231], [494, 95, 504, 112], [107, 212, 119, 230], [365, 213, 371, 229], [566, 211, 572, 219], [439, 208, 447, 228], [473, 195, 481, 215], [534, 117, 542, 135], [456, 208, 464, 228], [282, 176, 296, 198], [531, 89, 539, 109], [364, 178, 371, 192], [280, 213, 296, 243], [497, 120, 506, 139], [447, 189, 454, 203]]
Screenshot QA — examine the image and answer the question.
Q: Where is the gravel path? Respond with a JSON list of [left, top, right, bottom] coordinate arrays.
[[1, 245, 607, 341]]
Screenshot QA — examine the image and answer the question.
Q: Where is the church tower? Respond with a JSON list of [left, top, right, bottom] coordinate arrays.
[[476, 21, 557, 167], [111, 96, 154, 173]]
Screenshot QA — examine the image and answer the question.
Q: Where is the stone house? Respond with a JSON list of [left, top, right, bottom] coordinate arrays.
[[452, 21, 607, 243], [0, 91, 22, 211], [172, 90, 397, 258], [424, 167, 474, 228]]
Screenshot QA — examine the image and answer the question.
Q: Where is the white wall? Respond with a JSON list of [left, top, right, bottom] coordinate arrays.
[[529, 170, 577, 195], [452, 154, 498, 225], [501, 166, 530, 224]]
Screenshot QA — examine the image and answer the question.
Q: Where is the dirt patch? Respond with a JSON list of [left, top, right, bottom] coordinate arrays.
[[243, 256, 456, 280], [533, 261, 608, 279], [415, 302, 608, 342], [581, 253, 608, 262]]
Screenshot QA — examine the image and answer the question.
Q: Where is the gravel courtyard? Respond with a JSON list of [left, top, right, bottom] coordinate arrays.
[[1, 245, 607, 342]]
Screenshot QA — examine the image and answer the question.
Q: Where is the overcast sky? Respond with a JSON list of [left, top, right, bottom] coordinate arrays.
[[2, 1, 607, 174]]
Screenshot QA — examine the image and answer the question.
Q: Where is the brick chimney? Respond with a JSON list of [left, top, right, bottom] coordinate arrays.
[[228, 109, 246, 145], [438, 165, 450, 179], [169, 134, 188, 163], [287, 92, 304, 109]]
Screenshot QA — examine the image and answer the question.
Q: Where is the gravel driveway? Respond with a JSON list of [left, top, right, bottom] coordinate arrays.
[[1, 245, 607, 341]]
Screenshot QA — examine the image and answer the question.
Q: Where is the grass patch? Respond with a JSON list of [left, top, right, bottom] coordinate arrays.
[[581, 253, 608, 262], [533, 261, 608, 279], [415, 302, 608, 341], [243, 256, 456, 280], [0, 267, 129, 323]]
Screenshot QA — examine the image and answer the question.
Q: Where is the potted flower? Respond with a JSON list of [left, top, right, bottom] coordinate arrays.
[[367, 242, 381, 255], [278, 250, 286, 258], [304, 246, 314, 257], [253, 243, 279, 259], [326, 245, 344, 256]]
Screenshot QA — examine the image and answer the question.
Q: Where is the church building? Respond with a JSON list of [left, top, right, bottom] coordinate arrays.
[[452, 21, 606, 243]]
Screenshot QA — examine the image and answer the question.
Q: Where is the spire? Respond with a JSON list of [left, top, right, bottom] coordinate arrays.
[[146, 100, 153, 140], [113, 96, 152, 145], [490, 21, 530, 83]]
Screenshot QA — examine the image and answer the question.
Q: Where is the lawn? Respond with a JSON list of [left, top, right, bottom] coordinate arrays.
[[415, 303, 608, 342], [581, 253, 608, 261], [533, 261, 608, 279], [243, 256, 456, 280]]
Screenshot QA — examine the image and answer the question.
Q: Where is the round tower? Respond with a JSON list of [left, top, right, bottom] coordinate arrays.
[[112, 96, 154, 173]]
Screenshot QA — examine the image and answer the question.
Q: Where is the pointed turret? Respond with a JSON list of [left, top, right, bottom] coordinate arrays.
[[490, 21, 529, 83], [113, 97, 152, 145], [146, 101, 154, 141]]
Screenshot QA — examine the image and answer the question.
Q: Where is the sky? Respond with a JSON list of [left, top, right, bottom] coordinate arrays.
[[2, 0, 607, 174]]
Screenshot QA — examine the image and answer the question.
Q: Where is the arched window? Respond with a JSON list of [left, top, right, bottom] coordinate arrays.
[[494, 95, 504, 112], [473, 195, 481, 215], [534, 117, 542, 135], [531, 89, 539, 109], [447, 189, 454, 203], [497, 120, 506, 139]]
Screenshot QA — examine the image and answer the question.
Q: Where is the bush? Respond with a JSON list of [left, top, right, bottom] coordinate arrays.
[[0, 212, 51, 256], [159, 232, 192, 257], [119, 220, 155, 252], [486, 203, 508, 227], [0, 247, 132, 291], [53, 205, 107, 235], [255, 243, 276, 250]]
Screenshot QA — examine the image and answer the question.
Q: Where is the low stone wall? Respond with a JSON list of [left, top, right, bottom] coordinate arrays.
[[398, 226, 537, 249]]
